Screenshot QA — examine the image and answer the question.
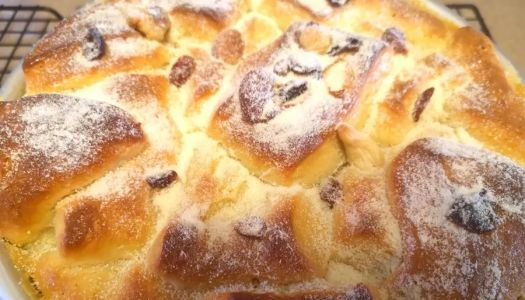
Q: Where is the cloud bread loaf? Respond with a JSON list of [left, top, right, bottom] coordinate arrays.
[[1, 0, 525, 299]]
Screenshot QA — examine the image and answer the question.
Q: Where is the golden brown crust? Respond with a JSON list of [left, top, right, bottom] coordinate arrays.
[[210, 21, 386, 185], [23, 3, 170, 93], [24, 40, 169, 94], [23, 4, 137, 67], [387, 138, 525, 299], [115, 265, 193, 300], [55, 165, 155, 260], [152, 196, 329, 287], [0, 94, 145, 244], [78, 72, 180, 163], [145, 0, 249, 43], [332, 174, 401, 280], [4, 0, 525, 298], [445, 27, 525, 166], [110, 73, 170, 107]]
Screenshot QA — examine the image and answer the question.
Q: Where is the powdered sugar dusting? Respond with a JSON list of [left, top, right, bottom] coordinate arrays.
[[6, 94, 142, 174], [391, 137, 525, 298], [24, 2, 166, 90], [75, 164, 146, 201], [157, 200, 314, 285], [72, 37, 158, 69], [454, 83, 493, 115], [26, 3, 134, 62], [424, 138, 525, 219], [144, 0, 234, 21], [220, 78, 342, 168], [296, 0, 333, 17], [215, 22, 385, 168]]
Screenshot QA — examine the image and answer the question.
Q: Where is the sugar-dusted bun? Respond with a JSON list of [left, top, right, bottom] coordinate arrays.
[[2, 0, 525, 299], [23, 3, 170, 94], [209, 21, 386, 185], [388, 137, 525, 298], [0, 94, 145, 244]]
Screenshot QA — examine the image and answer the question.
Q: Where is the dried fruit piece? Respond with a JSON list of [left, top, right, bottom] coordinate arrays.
[[382, 27, 408, 54], [239, 69, 276, 123], [234, 216, 267, 238], [289, 52, 322, 76], [170, 55, 196, 87], [328, 35, 361, 56], [146, 170, 178, 189], [279, 79, 308, 104], [319, 177, 343, 208], [273, 59, 290, 76], [212, 29, 245, 65], [82, 27, 105, 61], [412, 87, 435, 122], [447, 188, 498, 234], [298, 26, 332, 53], [327, 0, 349, 7]]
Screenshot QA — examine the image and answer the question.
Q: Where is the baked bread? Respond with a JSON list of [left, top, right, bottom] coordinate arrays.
[[1, 0, 525, 299]]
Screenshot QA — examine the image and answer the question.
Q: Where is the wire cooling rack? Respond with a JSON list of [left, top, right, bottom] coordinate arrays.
[[0, 4, 492, 89], [0, 5, 63, 88], [446, 4, 492, 39]]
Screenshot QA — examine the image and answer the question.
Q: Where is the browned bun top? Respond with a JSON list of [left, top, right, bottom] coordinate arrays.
[[388, 137, 525, 299], [2, 0, 525, 299], [209, 21, 386, 185], [0, 93, 145, 244]]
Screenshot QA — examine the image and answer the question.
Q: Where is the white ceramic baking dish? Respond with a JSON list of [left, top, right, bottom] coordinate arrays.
[[0, 1, 520, 299]]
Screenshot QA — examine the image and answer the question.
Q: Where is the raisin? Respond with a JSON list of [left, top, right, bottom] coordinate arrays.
[[289, 52, 322, 76], [82, 27, 105, 61], [273, 59, 290, 76], [239, 69, 276, 123], [234, 216, 267, 238], [279, 79, 308, 103], [146, 170, 178, 189], [382, 27, 408, 54], [327, 35, 361, 56], [319, 177, 343, 208], [169, 55, 195, 87], [447, 188, 498, 234], [327, 0, 349, 7], [412, 87, 435, 122], [212, 29, 245, 65]]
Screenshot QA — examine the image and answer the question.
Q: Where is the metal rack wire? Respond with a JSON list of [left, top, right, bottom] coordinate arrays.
[[0, 5, 62, 88], [0, 4, 492, 89], [446, 4, 492, 39]]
